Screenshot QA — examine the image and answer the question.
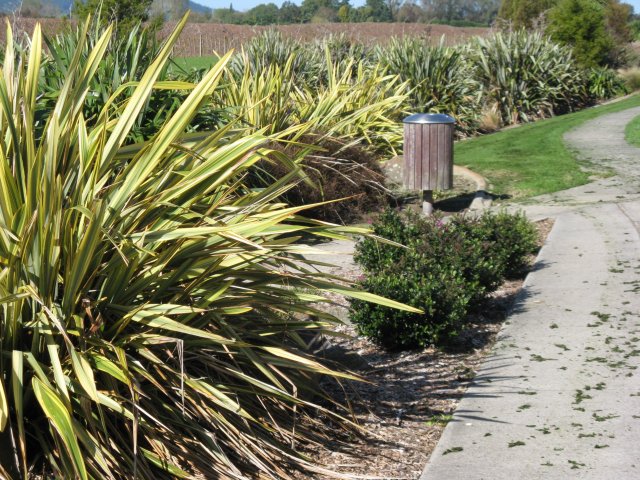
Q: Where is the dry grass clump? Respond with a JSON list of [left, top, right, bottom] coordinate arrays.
[[478, 102, 503, 133], [619, 67, 640, 91]]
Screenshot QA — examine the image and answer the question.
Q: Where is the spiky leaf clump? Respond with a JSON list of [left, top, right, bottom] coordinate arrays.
[[472, 30, 590, 124], [0, 17, 416, 480], [375, 37, 482, 135]]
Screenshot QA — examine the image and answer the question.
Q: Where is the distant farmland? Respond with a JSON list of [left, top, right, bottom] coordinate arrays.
[[160, 22, 491, 57], [1, 17, 490, 57]]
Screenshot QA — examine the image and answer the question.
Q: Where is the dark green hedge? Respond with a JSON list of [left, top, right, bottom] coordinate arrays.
[[350, 210, 538, 350]]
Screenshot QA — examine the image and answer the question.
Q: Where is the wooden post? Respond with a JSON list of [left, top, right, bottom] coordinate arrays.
[[403, 113, 455, 216], [199, 34, 203, 57], [422, 190, 434, 216]]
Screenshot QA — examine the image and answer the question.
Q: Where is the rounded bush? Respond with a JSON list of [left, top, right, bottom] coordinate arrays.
[[350, 264, 473, 350], [453, 211, 538, 278], [351, 209, 538, 350]]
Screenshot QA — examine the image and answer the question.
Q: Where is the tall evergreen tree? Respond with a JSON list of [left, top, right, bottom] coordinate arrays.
[[422, 0, 499, 24], [73, 0, 154, 35], [279, 1, 303, 23], [363, 0, 393, 21], [497, 0, 555, 27], [300, 0, 340, 21], [547, 0, 615, 66]]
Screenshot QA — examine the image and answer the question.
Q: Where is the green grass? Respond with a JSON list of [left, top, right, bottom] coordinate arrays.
[[169, 55, 219, 73], [455, 95, 640, 200], [624, 113, 640, 147]]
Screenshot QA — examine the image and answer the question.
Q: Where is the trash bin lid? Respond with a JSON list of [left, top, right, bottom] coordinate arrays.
[[403, 113, 456, 124]]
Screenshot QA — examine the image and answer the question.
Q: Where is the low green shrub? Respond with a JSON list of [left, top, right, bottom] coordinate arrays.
[[586, 68, 628, 100], [448, 210, 539, 279], [350, 209, 538, 350], [351, 264, 473, 350]]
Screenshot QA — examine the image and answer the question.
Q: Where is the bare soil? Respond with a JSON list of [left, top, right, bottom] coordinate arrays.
[[294, 218, 554, 480]]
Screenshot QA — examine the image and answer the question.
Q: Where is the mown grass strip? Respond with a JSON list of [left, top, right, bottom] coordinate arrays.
[[455, 94, 640, 200], [624, 111, 640, 147], [170, 55, 219, 73]]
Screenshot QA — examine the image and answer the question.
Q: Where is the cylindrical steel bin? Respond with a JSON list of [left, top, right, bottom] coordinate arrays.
[[403, 113, 455, 192]]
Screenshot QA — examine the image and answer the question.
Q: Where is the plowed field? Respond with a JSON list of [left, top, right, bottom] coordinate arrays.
[[1, 17, 489, 57]]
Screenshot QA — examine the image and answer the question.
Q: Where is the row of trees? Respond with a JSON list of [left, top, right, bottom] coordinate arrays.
[[7, 0, 636, 40], [209, 0, 500, 25], [1, 0, 501, 25], [199, 0, 635, 30]]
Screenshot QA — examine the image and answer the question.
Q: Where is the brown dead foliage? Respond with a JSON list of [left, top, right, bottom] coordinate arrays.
[[259, 136, 389, 225]]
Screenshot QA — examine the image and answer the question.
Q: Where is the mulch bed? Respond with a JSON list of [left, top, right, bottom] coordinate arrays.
[[293, 218, 554, 480]]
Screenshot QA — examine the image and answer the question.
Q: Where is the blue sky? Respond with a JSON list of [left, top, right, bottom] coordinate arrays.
[[619, 0, 639, 13], [199, 0, 640, 14]]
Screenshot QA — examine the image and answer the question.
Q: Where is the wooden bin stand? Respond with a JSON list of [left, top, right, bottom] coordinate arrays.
[[403, 113, 455, 215]]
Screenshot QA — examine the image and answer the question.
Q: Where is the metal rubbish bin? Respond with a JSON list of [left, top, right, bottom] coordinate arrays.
[[403, 113, 455, 194]]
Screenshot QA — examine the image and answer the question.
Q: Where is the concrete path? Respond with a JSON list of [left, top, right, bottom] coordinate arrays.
[[421, 107, 640, 479], [515, 105, 640, 220]]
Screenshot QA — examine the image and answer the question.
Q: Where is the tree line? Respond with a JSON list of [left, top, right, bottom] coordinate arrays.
[[207, 0, 501, 25], [4, 0, 502, 25], [6, 0, 637, 68]]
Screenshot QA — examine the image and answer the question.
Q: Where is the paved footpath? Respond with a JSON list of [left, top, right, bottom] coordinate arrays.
[[421, 106, 640, 479]]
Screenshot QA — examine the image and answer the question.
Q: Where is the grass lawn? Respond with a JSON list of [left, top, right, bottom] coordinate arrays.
[[455, 94, 640, 200], [169, 55, 219, 73], [624, 112, 640, 147]]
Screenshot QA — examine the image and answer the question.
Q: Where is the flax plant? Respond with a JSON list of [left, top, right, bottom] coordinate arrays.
[[472, 30, 590, 125], [219, 49, 407, 154], [41, 20, 161, 124], [229, 30, 322, 88], [375, 37, 482, 135], [294, 53, 407, 154], [0, 16, 417, 480], [219, 51, 299, 136]]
